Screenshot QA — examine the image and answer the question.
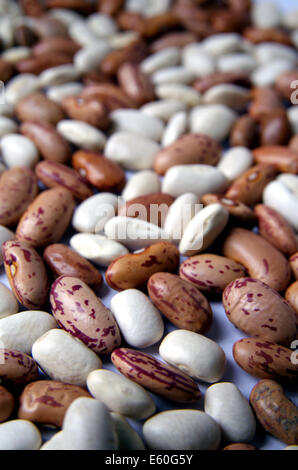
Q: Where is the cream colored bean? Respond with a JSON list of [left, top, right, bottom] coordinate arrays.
[[5, 74, 39, 106], [108, 32, 139, 49], [40, 431, 65, 451], [159, 330, 226, 383], [104, 216, 171, 251], [156, 84, 201, 108], [141, 100, 186, 122], [277, 174, 298, 197], [164, 193, 200, 243], [0, 311, 56, 355], [251, 59, 295, 87], [110, 289, 164, 348], [86, 13, 117, 37], [39, 65, 80, 88], [0, 103, 14, 117], [72, 193, 119, 233], [0, 134, 39, 168], [179, 203, 229, 256], [152, 66, 196, 86], [46, 82, 83, 104], [217, 147, 253, 182], [122, 170, 160, 201], [201, 33, 244, 56], [0, 116, 17, 137], [0, 16, 14, 49], [111, 413, 145, 450], [203, 84, 250, 110], [32, 329, 102, 387], [282, 9, 298, 29], [162, 165, 228, 198], [70, 234, 128, 267], [105, 132, 160, 170], [263, 180, 298, 231], [62, 398, 117, 450], [217, 53, 257, 73], [126, 0, 171, 17], [182, 44, 216, 77], [70, 20, 99, 46], [251, 1, 281, 29], [141, 47, 181, 75], [190, 105, 237, 141], [57, 120, 106, 151], [110, 110, 164, 141], [74, 41, 111, 73], [0, 282, 18, 319], [0, 420, 42, 450], [288, 106, 298, 135], [2, 46, 31, 63], [0, 226, 14, 264], [254, 43, 297, 65], [161, 111, 188, 147], [204, 383, 256, 443], [143, 410, 221, 450], [87, 369, 156, 420]]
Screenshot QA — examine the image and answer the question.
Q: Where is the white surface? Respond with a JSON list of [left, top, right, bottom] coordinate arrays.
[[0, 0, 297, 451]]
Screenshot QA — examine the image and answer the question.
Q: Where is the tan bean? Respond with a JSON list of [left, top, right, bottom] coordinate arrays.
[[118, 193, 174, 227], [117, 62, 155, 107], [250, 380, 298, 445], [21, 121, 72, 164], [0, 348, 39, 387], [194, 72, 250, 95], [223, 444, 257, 450], [98, 0, 124, 16], [112, 348, 201, 403], [253, 146, 298, 174], [32, 37, 80, 57], [150, 32, 197, 53], [223, 278, 297, 345], [3, 240, 49, 309], [201, 194, 257, 225], [71, 150, 126, 193], [16, 187, 75, 249], [43, 244, 102, 288], [249, 86, 283, 121], [100, 39, 148, 76], [0, 386, 14, 423], [233, 338, 298, 382], [15, 92, 65, 125], [147, 273, 212, 333], [225, 164, 277, 206], [50, 276, 121, 354], [35, 161, 93, 201], [0, 59, 14, 83], [16, 53, 72, 75], [154, 134, 221, 176], [255, 204, 297, 257], [62, 96, 111, 130], [105, 242, 180, 291], [180, 254, 246, 294], [80, 83, 137, 111], [0, 168, 38, 227], [18, 380, 91, 427], [243, 27, 292, 46], [285, 281, 298, 315], [223, 228, 291, 292]]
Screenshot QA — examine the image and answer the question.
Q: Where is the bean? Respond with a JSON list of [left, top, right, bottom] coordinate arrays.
[[118, 193, 174, 226], [111, 413, 146, 450], [1, 134, 39, 169], [122, 170, 160, 201], [15, 92, 65, 124], [70, 234, 128, 267], [285, 281, 298, 315], [0, 348, 39, 387], [72, 193, 119, 234], [0, 386, 14, 423], [190, 104, 237, 141], [217, 147, 253, 182], [0, 420, 41, 450]]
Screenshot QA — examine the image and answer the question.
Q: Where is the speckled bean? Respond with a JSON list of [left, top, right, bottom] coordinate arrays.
[[285, 281, 298, 315], [0, 348, 39, 387]]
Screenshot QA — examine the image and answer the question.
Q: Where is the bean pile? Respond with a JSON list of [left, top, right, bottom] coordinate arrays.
[[0, 0, 297, 451]]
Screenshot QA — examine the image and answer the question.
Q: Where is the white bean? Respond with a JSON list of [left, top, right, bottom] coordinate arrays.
[[110, 110, 165, 141], [0, 134, 39, 168], [122, 170, 160, 201], [217, 53, 257, 73], [277, 174, 298, 197], [141, 47, 181, 75], [0, 282, 18, 319], [251, 59, 295, 87], [70, 234, 128, 267], [161, 111, 188, 147], [164, 192, 200, 243], [86, 13, 118, 37], [69, 20, 99, 47], [57, 120, 106, 151], [141, 100, 186, 122], [0, 116, 18, 137], [201, 33, 244, 56], [0, 420, 42, 450], [46, 82, 83, 104], [288, 106, 298, 134], [39, 65, 80, 88], [254, 43, 298, 65], [72, 193, 119, 234], [263, 180, 298, 231], [40, 431, 65, 451], [156, 84, 201, 108], [126, 0, 171, 18], [2, 46, 31, 63], [5, 74, 39, 106], [202, 84, 250, 110], [152, 66, 196, 86], [217, 147, 253, 182], [190, 105, 237, 141], [74, 41, 111, 73], [182, 44, 216, 77], [111, 413, 146, 450], [251, 1, 281, 29]]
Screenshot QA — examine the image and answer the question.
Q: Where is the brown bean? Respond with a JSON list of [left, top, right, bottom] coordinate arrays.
[[276, 70, 298, 101], [100, 39, 148, 76], [21, 121, 72, 164], [2, 240, 49, 309], [285, 281, 298, 315], [143, 12, 181, 38], [194, 72, 250, 95], [71, 150, 126, 193], [50, 276, 121, 354], [35, 161, 93, 201], [118, 193, 174, 226], [43, 244, 102, 288], [117, 62, 155, 107], [83, 67, 113, 86], [0, 348, 39, 387], [150, 32, 198, 53], [46, 0, 95, 13], [249, 86, 283, 120], [211, 9, 249, 33], [259, 110, 292, 147], [201, 194, 257, 225], [16, 53, 72, 75], [222, 228, 291, 292], [147, 272, 212, 333], [290, 135, 298, 153], [253, 146, 298, 174], [33, 17, 68, 38], [18, 380, 91, 427], [255, 204, 297, 257], [16, 187, 75, 249], [0, 386, 15, 423], [62, 96, 110, 130], [112, 348, 201, 403], [225, 164, 277, 206], [230, 115, 258, 149], [243, 27, 292, 45], [154, 134, 221, 176], [0, 168, 38, 227], [173, 1, 212, 37], [250, 380, 298, 445], [80, 83, 137, 110], [290, 253, 298, 280], [0, 59, 14, 83], [98, 0, 124, 16], [32, 37, 80, 57], [117, 11, 146, 35], [20, 0, 44, 17], [233, 338, 298, 382], [15, 24, 39, 47], [16, 92, 65, 125], [180, 254, 246, 294], [223, 444, 257, 450], [106, 242, 180, 291]]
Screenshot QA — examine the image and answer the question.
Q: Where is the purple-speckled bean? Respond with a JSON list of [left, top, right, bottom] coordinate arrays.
[[223, 277, 297, 346], [2, 240, 49, 309], [111, 348, 201, 403], [0, 348, 39, 387], [50, 276, 121, 355], [16, 187, 75, 248]]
